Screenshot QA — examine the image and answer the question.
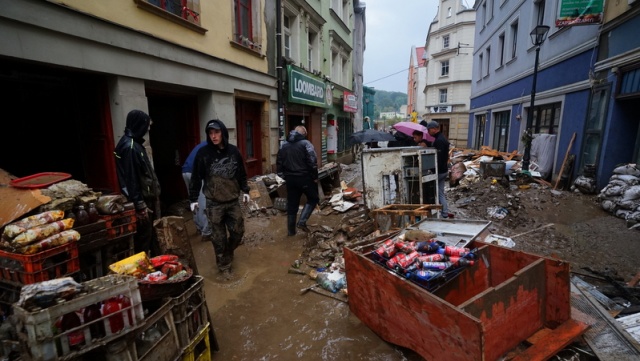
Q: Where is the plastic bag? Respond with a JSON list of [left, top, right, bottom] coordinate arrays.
[[3, 210, 65, 239], [96, 194, 127, 215]]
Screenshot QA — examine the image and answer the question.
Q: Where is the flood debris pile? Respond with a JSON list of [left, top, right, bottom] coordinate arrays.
[[597, 163, 640, 230]]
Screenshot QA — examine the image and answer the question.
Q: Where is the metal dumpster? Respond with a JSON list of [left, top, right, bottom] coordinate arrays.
[[344, 218, 584, 361]]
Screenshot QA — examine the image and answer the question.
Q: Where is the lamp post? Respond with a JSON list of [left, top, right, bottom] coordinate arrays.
[[522, 25, 550, 172]]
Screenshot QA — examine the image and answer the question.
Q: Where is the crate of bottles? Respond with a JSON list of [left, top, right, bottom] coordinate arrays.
[[172, 276, 208, 349], [79, 234, 135, 281], [13, 274, 144, 361], [99, 209, 136, 240], [127, 300, 180, 361], [181, 322, 211, 361], [0, 242, 80, 285]]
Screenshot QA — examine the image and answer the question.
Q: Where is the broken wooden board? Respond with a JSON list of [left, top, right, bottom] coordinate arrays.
[[248, 180, 273, 208]]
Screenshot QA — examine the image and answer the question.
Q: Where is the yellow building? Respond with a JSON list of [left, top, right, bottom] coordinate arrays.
[[0, 0, 277, 206]]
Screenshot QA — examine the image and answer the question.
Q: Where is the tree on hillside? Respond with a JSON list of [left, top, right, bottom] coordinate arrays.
[[373, 90, 407, 118]]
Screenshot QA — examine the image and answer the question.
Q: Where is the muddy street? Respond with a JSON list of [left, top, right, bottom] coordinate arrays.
[[184, 162, 639, 361]]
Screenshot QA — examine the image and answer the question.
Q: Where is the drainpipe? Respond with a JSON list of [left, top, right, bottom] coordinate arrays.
[[276, 0, 285, 145]]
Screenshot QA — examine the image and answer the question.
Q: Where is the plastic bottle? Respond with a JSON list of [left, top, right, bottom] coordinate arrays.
[[60, 311, 85, 349], [102, 297, 124, 334], [421, 261, 452, 270], [411, 270, 444, 282], [416, 240, 440, 253], [67, 209, 77, 222], [395, 251, 420, 269], [83, 303, 105, 340], [118, 295, 133, 327], [417, 253, 445, 263], [75, 205, 89, 226], [87, 203, 100, 223], [448, 257, 475, 268]]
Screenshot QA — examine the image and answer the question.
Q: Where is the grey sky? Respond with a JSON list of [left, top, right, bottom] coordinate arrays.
[[363, 1, 439, 93]]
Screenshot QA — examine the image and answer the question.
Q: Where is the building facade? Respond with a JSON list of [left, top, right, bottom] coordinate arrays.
[[280, 0, 359, 164], [0, 0, 278, 208], [422, 0, 475, 148], [469, 0, 600, 183], [587, 1, 640, 189]]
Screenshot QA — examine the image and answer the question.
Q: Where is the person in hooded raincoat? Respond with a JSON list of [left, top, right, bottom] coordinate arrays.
[[276, 125, 319, 236], [189, 119, 250, 277], [113, 109, 161, 255]]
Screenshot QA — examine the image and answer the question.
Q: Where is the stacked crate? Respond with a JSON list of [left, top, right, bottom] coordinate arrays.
[[172, 276, 217, 360], [13, 274, 144, 361], [77, 209, 136, 280]]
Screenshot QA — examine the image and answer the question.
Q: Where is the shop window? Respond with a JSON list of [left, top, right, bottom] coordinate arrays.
[[491, 111, 510, 152]]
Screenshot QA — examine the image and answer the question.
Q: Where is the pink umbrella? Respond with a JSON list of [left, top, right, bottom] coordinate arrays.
[[392, 121, 435, 143]]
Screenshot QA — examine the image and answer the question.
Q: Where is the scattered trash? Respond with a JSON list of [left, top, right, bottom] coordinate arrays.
[[486, 206, 509, 219], [484, 234, 516, 248]]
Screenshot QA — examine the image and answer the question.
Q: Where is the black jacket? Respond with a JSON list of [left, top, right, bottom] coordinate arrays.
[[431, 131, 450, 174], [276, 130, 318, 180], [190, 119, 249, 204], [114, 110, 161, 211]]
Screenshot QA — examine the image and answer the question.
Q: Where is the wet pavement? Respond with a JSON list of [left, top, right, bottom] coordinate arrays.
[[188, 213, 425, 361]]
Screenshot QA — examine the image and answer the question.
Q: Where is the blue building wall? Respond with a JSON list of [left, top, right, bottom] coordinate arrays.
[[469, 50, 594, 180]]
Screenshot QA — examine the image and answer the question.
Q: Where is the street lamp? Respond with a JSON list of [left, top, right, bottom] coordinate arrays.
[[522, 24, 550, 172]]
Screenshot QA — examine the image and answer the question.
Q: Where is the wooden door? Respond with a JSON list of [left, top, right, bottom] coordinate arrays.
[[236, 99, 263, 177]]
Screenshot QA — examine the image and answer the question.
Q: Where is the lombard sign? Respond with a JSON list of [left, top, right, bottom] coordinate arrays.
[[288, 65, 329, 108]]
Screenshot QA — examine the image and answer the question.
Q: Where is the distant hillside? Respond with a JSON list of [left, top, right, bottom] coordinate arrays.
[[373, 90, 407, 118]]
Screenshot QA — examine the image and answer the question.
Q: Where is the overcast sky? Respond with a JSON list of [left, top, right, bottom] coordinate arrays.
[[362, 1, 439, 93]]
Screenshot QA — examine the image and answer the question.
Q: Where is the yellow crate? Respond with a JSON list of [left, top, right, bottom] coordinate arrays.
[[182, 322, 211, 361]]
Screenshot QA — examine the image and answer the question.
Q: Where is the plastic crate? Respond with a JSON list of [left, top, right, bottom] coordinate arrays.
[[129, 300, 180, 361], [13, 274, 144, 361], [172, 276, 208, 349], [99, 210, 136, 240], [79, 234, 135, 281], [181, 323, 211, 361], [0, 242, 80, 285]]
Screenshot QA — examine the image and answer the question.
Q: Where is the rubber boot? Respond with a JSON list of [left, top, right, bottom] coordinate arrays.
[[287, 215, 297, 236], [297, 204, 314, 233]]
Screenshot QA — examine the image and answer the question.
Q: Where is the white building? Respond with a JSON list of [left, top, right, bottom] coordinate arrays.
[[422, 0, 476, 147]]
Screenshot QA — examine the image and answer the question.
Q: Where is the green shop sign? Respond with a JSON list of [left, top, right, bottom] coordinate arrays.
[[288, 65, 330, 108]]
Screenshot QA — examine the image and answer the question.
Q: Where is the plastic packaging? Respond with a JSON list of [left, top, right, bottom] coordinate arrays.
[[315, 270, 346, 293]]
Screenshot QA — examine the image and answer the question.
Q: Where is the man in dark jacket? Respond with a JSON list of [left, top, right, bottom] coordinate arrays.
[[426, 121, 451, 218], [276, 125, 319, 236], [114, 109, 161, 255], [189, 119, 250, 276]]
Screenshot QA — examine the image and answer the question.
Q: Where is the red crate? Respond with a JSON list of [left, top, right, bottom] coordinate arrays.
[[0, 242, 80, 285], [99, 210, 137, 239]]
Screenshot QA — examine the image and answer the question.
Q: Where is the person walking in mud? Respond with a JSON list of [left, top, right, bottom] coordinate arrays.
[[189, 119, 251, 278], [276, 125, 319, 236]]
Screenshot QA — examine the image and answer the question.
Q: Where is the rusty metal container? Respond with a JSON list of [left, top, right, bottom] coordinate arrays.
[[344, 218, 578, 361]]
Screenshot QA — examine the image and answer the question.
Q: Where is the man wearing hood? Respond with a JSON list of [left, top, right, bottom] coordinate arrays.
[[276, 125, 319, 236], [114, 109, 161, 255], [189, 119, 250, 276]]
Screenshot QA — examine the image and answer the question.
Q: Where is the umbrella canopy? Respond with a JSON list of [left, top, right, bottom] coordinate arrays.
[[348, 129, 396, 145], [392, 121, 435, 143]]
